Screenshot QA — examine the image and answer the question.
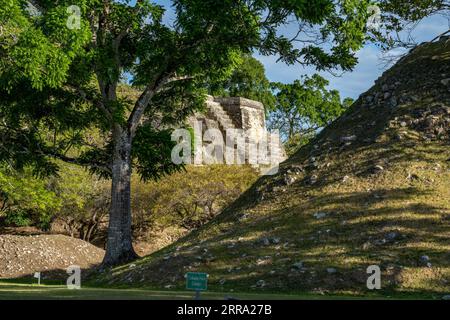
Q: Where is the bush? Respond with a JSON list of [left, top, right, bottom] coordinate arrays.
[[0, 166, 61, 230], [4, 210, 32, 227], [131, 165, 258, 236], [49, 163, 110, 243]]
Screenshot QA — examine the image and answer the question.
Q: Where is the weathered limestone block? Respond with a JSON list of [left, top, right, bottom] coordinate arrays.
[[188, 95, 286, 165]]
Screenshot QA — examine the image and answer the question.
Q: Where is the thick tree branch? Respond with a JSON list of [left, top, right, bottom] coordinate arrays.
[[66, 85, 113, 122], [49, 152, 111, 174], [127, 74, 194, 136]]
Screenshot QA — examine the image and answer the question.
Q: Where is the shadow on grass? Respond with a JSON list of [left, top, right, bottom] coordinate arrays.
[[101, 184, 449, 298]]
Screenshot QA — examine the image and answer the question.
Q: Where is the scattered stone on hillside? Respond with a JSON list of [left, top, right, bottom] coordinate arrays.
[[394, 132, 403, 141], [389, 97, 398, 108], [419, 255, 432, 268], [260, 237, 270, 246], [271, 237, 281, 244], [228, 266, 242, 273], [326, 268, 337, 274], [374, 238, 387, 245], [362, 241, 372, 250], [291, 262, 304, 270], [313, 212, 327, 219], [288, 164, 304, 173], [340, 135, 357, 143], [311, 161, 320, 169], [227, 242, 236, 249], [441, 78, 450, 86], [407, 173, 420, 181], [277, 258, 292, 265], [372, 165, 384, 174], [385, 232, 400, 241], [203, 255, 215, 263], [272, 186, 287, 193], [308, 175, 318, 185], [433, 163, 442, 171], [256, 257, 272, 266], [284, 174, 297, 186], [342, 175, 350, 183], [238, 213, 249, 222]]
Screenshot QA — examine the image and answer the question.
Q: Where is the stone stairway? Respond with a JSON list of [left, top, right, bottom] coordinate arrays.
[[205, 96, 236, 132], [200, 96, 287, 165]]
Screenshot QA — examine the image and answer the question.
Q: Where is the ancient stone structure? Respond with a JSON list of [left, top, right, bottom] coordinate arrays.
[[188, 96, 286, 166]]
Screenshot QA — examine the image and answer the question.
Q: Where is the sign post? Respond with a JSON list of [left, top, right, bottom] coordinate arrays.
[[185, 272, 208, 300], [33, 272, 41, 285]]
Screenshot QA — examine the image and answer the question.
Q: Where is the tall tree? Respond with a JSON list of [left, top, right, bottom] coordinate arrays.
[[268, 75, 351, 155], [207, 54, 276, 110], [0, 0, 371, 266]]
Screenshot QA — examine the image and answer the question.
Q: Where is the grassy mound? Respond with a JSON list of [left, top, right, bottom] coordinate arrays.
[[92, 39, 450, 298]]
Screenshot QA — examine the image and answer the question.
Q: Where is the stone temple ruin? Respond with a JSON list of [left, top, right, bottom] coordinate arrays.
[[188, 96, 286, 166]]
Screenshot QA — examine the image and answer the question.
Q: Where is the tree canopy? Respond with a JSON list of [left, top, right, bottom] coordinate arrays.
[[206, 54, 276, 110], [269, 74, 352, 155]]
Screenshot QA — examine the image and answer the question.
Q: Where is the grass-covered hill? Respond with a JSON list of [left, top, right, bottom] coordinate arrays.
[[92, 38, 450, 298]]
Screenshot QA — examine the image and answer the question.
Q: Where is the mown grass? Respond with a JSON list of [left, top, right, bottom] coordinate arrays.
[[0, 281, 438, 300]]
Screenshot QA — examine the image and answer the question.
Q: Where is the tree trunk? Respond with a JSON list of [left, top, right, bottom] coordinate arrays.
[[102, 128, 138, 266]]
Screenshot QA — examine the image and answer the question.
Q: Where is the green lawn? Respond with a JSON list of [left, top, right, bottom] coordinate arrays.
[[0, 281, 380, 300], [0, 281, 440, 300]]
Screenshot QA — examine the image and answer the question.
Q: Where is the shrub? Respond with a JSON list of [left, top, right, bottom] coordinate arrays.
[[0, 166, 61, 230]]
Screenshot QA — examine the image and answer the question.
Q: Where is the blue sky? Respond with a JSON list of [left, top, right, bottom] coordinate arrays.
[[153, 1, 449, 99], [256, 14, 449, 99]]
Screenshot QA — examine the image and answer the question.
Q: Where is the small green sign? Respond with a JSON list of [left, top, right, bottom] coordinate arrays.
[[186, 272, 208, 291]]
